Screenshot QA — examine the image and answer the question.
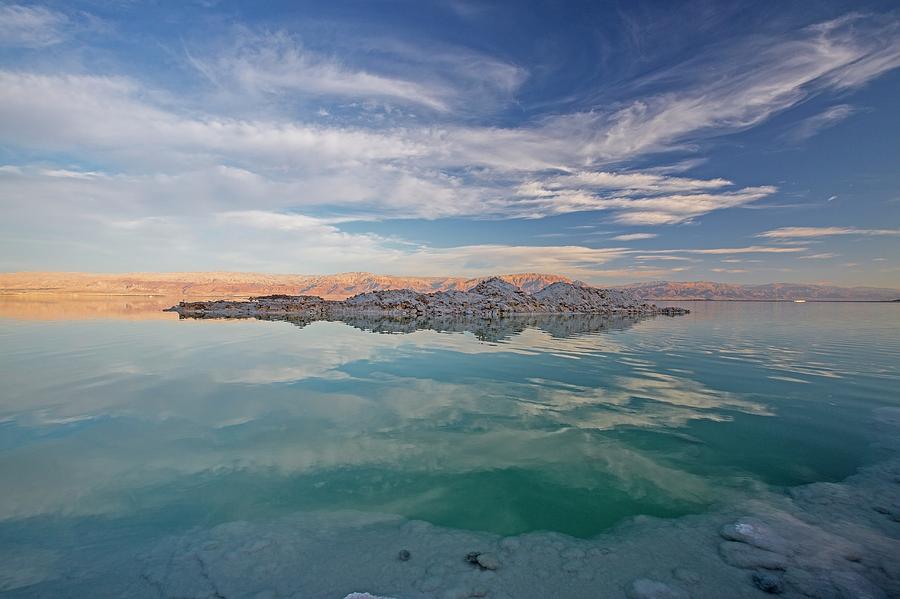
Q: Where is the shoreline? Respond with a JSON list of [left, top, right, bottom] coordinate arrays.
[[1, 291, 895, 304], [5, 409, 898, 598], [644, 298, 900, 303]]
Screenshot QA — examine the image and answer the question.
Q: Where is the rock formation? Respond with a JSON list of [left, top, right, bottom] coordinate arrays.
[[167, 277, 689, 319]]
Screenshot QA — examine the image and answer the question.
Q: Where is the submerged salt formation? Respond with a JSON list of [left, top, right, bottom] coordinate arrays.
[[166, 277, 690, 319], [9, 453, 898, 598]]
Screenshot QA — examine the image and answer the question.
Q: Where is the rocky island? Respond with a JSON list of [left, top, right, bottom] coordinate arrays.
[[165, 277, 690, 319]]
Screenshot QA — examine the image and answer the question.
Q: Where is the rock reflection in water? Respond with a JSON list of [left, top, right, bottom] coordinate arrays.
[[178, 312, 649, 342]]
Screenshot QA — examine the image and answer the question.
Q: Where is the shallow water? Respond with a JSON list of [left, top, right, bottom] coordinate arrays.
[[0, 301, 898, 593]]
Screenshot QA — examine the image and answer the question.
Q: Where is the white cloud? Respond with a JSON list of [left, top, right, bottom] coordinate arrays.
[[645, 245, 808, 255], [0, 71, 427, 169], [819, 14, 900, 89], [786, 104, 856, 141], [758, 226, 900, 239], [612, 233, 658, 241], [187, 29, 527, 115], [633, 255, 695, 262], [547, 171, 732, 192], [0, 166, 654, 277], [187, 30, 452, 112], [210, 212, 636, 278], [797, 252, 838, 260], [0, 73, 779, 223], [217, 210, 349, 232], [2, 11, 900, 276], [4, 7, 898, 225], [0, 4, 68, 48], [39, 168, 109, 180], [513, 180, 776, 225], [2, 12, 899, 173], [606, 188, 777, 225], [516, 13, 899, 164], [399, 244, 629, 278]]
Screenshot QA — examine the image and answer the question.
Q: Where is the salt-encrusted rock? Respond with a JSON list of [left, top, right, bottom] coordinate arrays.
[[719, 518, 791, 555], [168, 277, 689, 319], [560, 547, 585, 560], [872, 503, 900, 522], [719, 542, 789, 570], [418, 576, 444, 592], [625, 578, 690, 599], [475, 553, 500, 570], [672, 568, 701, 584], [561, 559, 582, 572], [784, 565, 890, 599], [752, 571, 785, 594], [830, 570, 888, 599], [533, 281, 651, 314], [783, 568, 838, 598]]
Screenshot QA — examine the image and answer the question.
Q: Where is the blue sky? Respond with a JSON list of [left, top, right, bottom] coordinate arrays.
[[0, 0, 898, 286]]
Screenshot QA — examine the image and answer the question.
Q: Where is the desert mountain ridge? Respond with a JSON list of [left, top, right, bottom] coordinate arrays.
[[0, 271, 577, 300], [619, 280, 900, 301], [1, 272, 898, 301]]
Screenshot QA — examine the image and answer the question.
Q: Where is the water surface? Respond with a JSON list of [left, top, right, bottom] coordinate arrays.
[[0, 301, 897, 545]]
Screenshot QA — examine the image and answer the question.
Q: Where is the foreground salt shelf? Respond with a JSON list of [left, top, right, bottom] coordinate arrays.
[[4, 454, 898, 598], [140, 455, 900, 599], [166, 278, 690, 319]]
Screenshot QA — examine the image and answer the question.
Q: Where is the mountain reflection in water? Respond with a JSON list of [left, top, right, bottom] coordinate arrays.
[[0, 302, 896, 542], [177, 311, 652, 342]]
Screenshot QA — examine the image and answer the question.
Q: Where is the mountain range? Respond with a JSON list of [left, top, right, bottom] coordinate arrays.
[[0, 272, 574, 300], [620, 281, 900, 301], [1, 272, 898, 301]]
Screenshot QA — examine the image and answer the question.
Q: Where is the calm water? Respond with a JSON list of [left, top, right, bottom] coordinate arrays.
[[0, 301, 898, 550]]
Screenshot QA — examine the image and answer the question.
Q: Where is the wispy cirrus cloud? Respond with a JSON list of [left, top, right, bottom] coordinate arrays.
[[513, 174, 775, 224], [186, 30, 453, 112], [588, 13, 900, 159], [633, 255, 696, 262], [758, 226, 900, 238], [797, 252, 838, 260], [216, 210, 360, 231], [0, 4, 69, 48], [0, 71, 777, 223], [545, 171, 732, 192], [186, 29, 527, 115], [643, 245, 808, 255], [1, 6, 899, 281], [612, 233, 658, 241], [785, 104, 856, 141]]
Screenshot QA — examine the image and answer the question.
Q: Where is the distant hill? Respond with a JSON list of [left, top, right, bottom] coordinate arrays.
[[620, 281, 900, 301], [2, 273, 897, 301], [0, 272, 573, 300]]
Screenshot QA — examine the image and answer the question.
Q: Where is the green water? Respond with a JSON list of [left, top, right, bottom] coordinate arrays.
[[0, 302, 898, 544]]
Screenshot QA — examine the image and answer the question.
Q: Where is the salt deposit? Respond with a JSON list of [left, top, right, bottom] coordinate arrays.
[[167, 277, 690, 319], [5, 410, 898, 598]]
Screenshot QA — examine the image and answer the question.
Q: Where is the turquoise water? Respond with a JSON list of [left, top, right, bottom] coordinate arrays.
[[0, 302, 898, 549]]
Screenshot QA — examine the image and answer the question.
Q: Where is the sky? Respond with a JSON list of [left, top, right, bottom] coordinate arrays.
[[0, 0, 898, 286]]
